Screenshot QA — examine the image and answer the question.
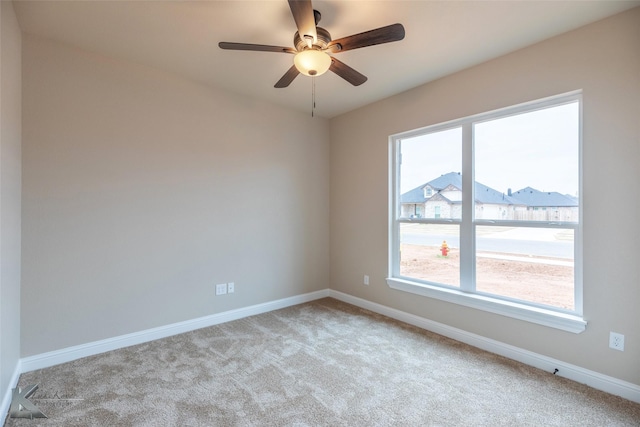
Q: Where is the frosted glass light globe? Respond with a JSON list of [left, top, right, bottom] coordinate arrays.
[[294, 50, 332, 76]]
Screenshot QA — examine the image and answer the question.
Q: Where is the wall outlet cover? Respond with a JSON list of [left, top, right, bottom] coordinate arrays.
[[609, 332, 624, 351]]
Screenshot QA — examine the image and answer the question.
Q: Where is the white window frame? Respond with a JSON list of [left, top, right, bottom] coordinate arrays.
[[387, 91, 586, 333]]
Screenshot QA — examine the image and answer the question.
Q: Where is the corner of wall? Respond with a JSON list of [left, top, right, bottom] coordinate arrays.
[[0, 0, 23, 421]]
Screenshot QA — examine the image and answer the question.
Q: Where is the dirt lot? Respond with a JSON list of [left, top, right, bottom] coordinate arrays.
[[400, 244, 574, 310]]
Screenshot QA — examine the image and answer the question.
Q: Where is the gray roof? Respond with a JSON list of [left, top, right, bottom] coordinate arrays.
[[476, 182, 522, 205], [510, 187, 578, 207], [401, 172, 521, 206], [427, 172, 462, 191], [401, 173, 577, 208], [401, 186, 433, 203]]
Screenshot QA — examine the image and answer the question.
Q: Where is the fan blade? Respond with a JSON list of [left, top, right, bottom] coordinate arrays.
[[329, 57, 367, 86], [275, 65, 300, 88], [327, 23, 405, 53], [219, 42, 296, 54], [288, 0, 317, 46]]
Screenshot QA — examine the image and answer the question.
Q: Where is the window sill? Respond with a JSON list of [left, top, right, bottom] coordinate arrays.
[[386, 277, 586, 333]]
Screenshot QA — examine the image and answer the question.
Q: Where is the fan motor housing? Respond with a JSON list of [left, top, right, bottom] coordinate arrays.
[[294, 27, 332, 51]]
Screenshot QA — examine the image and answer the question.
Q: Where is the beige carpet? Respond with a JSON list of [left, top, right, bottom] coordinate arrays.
[[5, 298, 640, 426]]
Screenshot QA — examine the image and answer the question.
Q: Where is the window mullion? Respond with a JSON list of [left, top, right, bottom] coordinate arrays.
[[389, 138, 401, 278], [460, 123, 474, 292]]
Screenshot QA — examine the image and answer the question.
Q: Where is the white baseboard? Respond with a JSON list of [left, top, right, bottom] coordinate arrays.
[[21, 289, 330, 373], [329, 290, 640, 404], [1, 359, 21, 424]]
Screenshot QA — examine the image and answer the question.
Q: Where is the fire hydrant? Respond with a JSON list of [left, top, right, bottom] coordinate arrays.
[[440, 240, 449, 257]]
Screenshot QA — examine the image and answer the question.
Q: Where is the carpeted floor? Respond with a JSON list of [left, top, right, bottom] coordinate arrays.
[[5, 298, 640, 426]]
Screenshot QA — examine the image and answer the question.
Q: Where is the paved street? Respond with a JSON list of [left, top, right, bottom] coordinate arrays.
[[400, 225, 573, 259]]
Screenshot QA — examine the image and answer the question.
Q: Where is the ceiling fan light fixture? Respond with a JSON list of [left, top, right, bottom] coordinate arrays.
[[219, 1, 405, 88], [294, 49, 331, 76]]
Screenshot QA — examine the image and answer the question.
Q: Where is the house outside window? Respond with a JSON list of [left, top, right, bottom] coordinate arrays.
[[388, 91, 584, 333]]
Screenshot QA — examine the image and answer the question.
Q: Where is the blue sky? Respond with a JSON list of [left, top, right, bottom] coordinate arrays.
[[400, 102, 579, 196]]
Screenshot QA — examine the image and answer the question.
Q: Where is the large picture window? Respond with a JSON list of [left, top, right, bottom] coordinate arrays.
[[388, 92, 585, 332]]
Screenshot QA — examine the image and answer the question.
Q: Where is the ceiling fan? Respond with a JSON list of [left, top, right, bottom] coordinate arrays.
[[219, 0, 405, 88]]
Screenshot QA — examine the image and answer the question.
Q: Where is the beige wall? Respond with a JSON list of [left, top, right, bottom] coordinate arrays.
[[330, 8, 640, 385], [21, 36, 330, 356], [0, 0, 22, 400]]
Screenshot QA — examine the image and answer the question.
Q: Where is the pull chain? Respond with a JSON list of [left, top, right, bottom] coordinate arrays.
[[311, 76, 316, 117]]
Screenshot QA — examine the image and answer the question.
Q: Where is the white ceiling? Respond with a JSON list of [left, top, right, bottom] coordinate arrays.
[[13, 0, 640, 118]]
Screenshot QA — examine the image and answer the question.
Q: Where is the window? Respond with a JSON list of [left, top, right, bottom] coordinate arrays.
[[388, 92, 585, 333]]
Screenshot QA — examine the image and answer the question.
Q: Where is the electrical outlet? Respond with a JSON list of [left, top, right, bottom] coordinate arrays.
[[215, 283, 227, 296], [609, 332, 625, 351], [363, 275, 369, 285], [227, 282, 235, 293]]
